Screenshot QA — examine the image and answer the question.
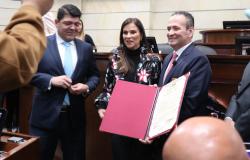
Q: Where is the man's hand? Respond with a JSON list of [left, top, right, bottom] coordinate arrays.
[[51, 76, 72, 89], [22, 0, 54, 15], [69, 83, 89, 95], [139, 137, 153, 144]]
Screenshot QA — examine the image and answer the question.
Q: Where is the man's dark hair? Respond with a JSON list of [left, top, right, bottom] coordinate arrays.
[[171, 11, 194, 29], [57, 4, 82, 21]]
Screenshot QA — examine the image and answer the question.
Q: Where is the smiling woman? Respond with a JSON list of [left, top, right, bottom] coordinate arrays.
[[95, 17, 162, 160], [122, 23, 142, 50]]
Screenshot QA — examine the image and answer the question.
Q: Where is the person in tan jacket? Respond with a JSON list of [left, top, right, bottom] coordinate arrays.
[[0, 0, 53, 92]]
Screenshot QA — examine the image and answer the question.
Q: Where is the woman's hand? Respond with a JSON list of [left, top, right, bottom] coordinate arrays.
[[139, 137, 153, 144], [98, 109, 106, 119]]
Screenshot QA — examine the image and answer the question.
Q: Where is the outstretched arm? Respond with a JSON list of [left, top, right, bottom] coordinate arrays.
[[0, 0, 53, 92]]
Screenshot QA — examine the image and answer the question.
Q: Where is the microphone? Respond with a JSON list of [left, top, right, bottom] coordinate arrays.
[[172, 60, 177, 66]]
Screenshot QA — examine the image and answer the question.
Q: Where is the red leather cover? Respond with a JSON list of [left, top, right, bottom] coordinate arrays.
[[99, 80, 158, 139], [99, 73, 190, 139]]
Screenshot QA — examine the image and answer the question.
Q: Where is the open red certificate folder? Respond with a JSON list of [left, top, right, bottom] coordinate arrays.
[[99, 72, 190, 139]]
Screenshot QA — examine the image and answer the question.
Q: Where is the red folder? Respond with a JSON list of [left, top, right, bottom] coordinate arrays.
[[99, 73, 190, 139]]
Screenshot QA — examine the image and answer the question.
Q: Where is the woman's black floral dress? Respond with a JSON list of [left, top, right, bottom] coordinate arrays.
[[95, 48, 162, 109]]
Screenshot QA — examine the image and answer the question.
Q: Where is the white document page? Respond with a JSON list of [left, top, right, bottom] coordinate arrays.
[[148, 74, 189, 138]]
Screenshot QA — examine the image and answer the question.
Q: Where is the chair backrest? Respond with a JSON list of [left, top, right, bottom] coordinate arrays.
[[157, 43, 174, 55], [195, 45, 217, 55], [235, 36, 250, 55]]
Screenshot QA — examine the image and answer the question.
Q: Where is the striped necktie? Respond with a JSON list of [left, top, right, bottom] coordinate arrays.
[[162, 51, 178, 83]]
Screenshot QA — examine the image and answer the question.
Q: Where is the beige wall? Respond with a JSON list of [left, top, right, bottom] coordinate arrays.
[[1, 0, 250, 52]]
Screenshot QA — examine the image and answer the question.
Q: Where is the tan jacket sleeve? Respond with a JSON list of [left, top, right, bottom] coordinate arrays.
[[0, 5, 46, 92]]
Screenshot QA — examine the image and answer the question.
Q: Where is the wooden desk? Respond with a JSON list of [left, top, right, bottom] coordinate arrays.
[[208, 55, 250, 107], [0, 131, 39, 160], [199, 29, 250, 55]]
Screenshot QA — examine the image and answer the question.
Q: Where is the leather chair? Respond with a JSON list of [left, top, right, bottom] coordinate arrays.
[[157, 43, 174, 55], [195, 45, 217, 55]]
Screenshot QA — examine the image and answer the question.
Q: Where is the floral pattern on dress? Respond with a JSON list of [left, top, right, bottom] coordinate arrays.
[[95, 52, 162, 109]]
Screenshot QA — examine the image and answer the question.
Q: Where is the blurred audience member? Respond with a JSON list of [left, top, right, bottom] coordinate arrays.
[[0, 0, 54, 92], [163, 117, 249, 160], [42, 11, 56, 36], [225, 62, 250, 142], [77, 19, 97, 52]]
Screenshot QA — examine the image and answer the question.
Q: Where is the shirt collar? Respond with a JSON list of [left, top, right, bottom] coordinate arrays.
[[56, 32, 74, 46], [174, 42, 192, 57]]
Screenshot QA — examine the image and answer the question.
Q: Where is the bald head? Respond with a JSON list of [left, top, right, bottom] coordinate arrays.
[[163, 117, 249, 160]]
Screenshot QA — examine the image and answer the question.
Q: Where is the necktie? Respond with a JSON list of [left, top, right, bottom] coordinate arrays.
[[62, 42, 73, 105], [63, 42, 74, 77], [162, 51, 178, 83]]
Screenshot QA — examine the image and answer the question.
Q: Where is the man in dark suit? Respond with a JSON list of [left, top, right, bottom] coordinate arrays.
[[141, 11, 212, 160], [29, 4, 100, 160], [225, 62, 250, 142], [158, 11, 211, 124]]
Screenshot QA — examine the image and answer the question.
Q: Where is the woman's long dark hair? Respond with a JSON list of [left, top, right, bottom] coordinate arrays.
[[114, 18, 147, 74]]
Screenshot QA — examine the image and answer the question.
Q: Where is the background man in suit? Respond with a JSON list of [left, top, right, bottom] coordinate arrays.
[[225, 62, 250, 142], [163, 117, 249, 160], [29, 4, 100, 160], [158, 11, 211, 123], [0, 0, 54, 92]]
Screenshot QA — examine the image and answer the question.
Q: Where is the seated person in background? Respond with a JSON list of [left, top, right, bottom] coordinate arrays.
[[76, 19, 97, 52], [225, 62, 250, 142], [163, 117, 249, 160]]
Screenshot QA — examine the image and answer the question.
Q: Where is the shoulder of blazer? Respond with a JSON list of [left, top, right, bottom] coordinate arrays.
[[179, 43, 197, 59], [185, 43, 208, 59], [45, 34, 57, 50], [47, 34, 56, 43], [75, 38, 92, 49]]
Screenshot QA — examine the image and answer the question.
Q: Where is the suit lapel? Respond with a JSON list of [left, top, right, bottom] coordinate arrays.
[[71, 39, 82, 79], [49, 35, 65, 74], [163, 44, 194, 84], [159, 53, 172, 85]]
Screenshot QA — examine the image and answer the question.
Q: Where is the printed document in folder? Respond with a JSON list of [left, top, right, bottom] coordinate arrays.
[[99, 73, 190, 139]]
